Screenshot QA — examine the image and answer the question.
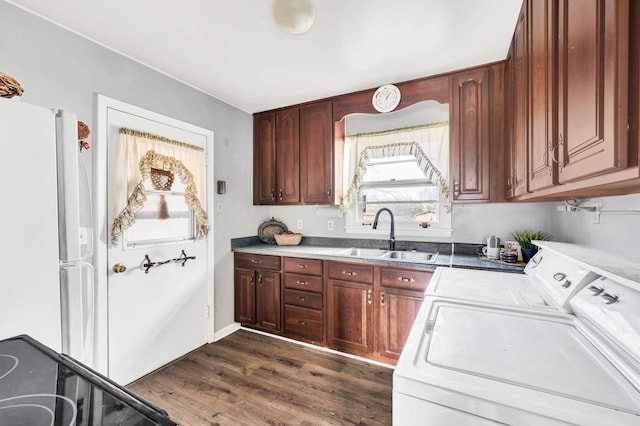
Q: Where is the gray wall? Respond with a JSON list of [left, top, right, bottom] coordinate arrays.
[[0, 1, 267, 334], [548, 193, 640, 262]]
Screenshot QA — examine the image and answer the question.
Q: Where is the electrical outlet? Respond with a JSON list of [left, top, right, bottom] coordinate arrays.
[[296, 219, 303, 230], [216, 201, 223, 213], [328, 220, 334, 231]]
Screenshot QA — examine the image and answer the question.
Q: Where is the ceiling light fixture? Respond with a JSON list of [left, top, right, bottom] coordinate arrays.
[[273, 0, 315, 34]]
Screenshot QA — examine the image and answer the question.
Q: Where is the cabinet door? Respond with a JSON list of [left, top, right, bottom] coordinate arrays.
[[327, 279, 373, 355], [275, 107, 300, 203], [253, 112, 277, 204], [528, 0, 555, 191], [504, 47, 516, 199], [378, 287, 423, 360], [255, 270, 281, 332], [450, 67, 491, 201], [300, 100, 334, 204], [234, 268, 255, 324], [512, 7, 528, 197], [557, 0, 629, 183]]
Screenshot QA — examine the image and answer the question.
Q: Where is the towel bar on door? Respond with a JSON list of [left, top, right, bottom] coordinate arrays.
[[142, 250, 196, 274]]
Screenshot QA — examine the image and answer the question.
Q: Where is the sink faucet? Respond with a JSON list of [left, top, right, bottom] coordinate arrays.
[[372, 208, 395, 250]]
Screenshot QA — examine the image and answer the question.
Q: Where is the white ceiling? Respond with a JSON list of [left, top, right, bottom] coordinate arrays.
[[7, 0, 523, 113]]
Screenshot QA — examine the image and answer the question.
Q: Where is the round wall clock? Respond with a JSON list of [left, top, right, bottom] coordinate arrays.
[[372, 84, 401, 113]]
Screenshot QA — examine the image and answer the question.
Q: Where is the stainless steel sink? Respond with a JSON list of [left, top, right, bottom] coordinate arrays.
[[333, 247, 438, 263], [381, 250, 438, 263], [334, 248, 388, 258]]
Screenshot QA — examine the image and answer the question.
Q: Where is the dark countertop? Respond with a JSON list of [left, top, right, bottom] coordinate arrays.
[[232, 238, 525, 274]]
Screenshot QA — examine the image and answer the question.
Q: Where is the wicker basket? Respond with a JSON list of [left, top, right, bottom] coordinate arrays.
[[274, 233, 302, 246], [0, 72, 24, 98]]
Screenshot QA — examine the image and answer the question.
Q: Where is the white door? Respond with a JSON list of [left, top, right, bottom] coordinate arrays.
[[98, 98, 214, 385]]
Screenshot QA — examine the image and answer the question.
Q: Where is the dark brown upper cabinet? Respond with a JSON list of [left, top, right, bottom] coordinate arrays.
[[253, 101, 333, 205], [300, 101, 334, 204], [450, 63, 505, 203], [507, 0, 634, 200], [556, 0, 629, 184]]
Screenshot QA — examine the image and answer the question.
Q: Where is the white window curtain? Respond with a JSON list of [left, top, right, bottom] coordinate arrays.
[[111, 128, 209, 245], [342, 122, 450, 212]]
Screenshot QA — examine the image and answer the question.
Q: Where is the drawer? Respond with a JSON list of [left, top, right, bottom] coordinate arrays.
[[284, 289, 322, 310], [283, 305, 323, 343], [235, 253, 281, 271], [327, 261, 374, 284], [283, 257, 323, 276], [380, 267, 432, 291], [284, 273, 323, 293]]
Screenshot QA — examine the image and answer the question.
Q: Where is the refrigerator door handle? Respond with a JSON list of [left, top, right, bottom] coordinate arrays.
[[60, 260, 95, 366]]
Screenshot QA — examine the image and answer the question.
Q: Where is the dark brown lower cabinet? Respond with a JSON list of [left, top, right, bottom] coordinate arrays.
[[376, 267, 432, 360], [282, 257, 324, 344], [255, 270, 281, 332], [378, 287, 424, 359], [326, 279, 374, 355], [234, 253, 282, 333], [234, 254, 432, 364]]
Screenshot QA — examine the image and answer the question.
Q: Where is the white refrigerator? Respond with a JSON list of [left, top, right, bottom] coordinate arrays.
[[0, 97, 94, 366]]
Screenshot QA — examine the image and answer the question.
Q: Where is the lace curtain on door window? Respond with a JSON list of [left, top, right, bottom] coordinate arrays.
[[111, 128, 209, 245], [341, 122, 451, 212]]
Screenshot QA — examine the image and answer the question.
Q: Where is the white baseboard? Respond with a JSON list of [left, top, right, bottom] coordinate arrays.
[[213, 322, 241, 342]]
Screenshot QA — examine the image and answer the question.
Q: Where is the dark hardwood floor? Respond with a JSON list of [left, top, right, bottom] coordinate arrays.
[[129, 329, 393, 425]]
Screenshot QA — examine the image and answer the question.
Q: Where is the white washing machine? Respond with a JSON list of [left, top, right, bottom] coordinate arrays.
[[393, 242, 640, 425]]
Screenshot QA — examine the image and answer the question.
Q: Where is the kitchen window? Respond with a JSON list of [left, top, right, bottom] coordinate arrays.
[[124, 179, 196, 247], [342, 121, 452, 237]]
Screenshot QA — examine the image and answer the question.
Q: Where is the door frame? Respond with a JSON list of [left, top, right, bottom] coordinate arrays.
[[93, 94, 215, 376]]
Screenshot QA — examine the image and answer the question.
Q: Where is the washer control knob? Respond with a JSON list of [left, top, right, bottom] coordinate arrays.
[[601, 293, 620, 305], [553, 272, 567, 282]]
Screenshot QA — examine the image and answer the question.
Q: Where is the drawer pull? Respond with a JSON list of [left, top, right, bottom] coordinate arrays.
[[342, 271, 357, 276], [297, 264, 308, 269], [296, 280, 308, 285], [398, 277, 415, 283], [380, 291, 385, 307], [367, 288, 372, 305], [297, 320, 308, 325], [251, 259, 262, 264], [296, 296, 306, 302]]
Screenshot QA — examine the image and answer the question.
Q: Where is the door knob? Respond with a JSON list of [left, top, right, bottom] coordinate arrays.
[[112, 263, 127, 273]]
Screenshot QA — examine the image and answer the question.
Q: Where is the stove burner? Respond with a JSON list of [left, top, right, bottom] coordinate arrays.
[[0, 336, 176, 425], [0, 355, 18, 380]]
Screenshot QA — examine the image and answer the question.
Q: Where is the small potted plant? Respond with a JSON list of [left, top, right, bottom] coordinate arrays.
[[512, 230, 552, 262]]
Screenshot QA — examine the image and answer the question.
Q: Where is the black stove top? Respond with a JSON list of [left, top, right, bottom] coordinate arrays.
[[0, 335, 176, 426]]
